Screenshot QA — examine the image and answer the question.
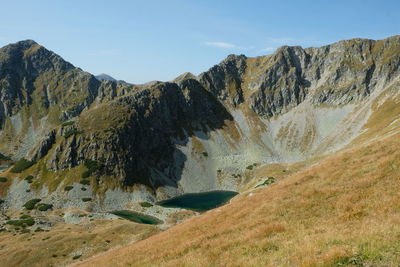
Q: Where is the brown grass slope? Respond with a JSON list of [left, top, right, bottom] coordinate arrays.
[[0, 218, 159, 267], [77, 124, 400, 265]]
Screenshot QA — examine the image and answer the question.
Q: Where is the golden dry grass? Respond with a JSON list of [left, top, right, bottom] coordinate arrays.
[[0, 217, 159, 267], [78, 130, 400, 267]]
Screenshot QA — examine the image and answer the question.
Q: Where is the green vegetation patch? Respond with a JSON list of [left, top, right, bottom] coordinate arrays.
[[61, 121, 75, 127], [11, 158, 35, 173], [63, 128, 83, 138], [202, 152, 208, 157], [23, 198, 41, 210], [72, 255, 82, 260], [24, 175, 34, 183], [82, 197, 92, 202], [0, 152, 11, 161], [246, 165, 254, 170], [64, 185, 74, 191], [139, 202, 153, 208], [7, 215, 35, 227], [79, 179, 90, 185], [256, 177, 276, 188], [81, 159, 102, 178], [0, 177, 8, 182], [36, 203, 53, 211]]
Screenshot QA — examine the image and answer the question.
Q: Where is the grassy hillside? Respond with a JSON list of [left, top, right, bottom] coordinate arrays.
[[0, 216, 159, 267], [78, 129, 400, 266]]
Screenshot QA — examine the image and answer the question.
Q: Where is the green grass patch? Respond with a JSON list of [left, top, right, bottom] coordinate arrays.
[[61, 121, 75, 127], [64, 185, 74, 191], [63, 128, 82, 138], [24, 175, 34, 183], [72, 255, 82, 260], [79, 179, 90, 185], [0, 152, 11, 161], [20, 228, 31, 234], [11, 158, 35, 173], [23, 199, 41, 210], [139, 202, 153, 208], [256, 177, 276, 188], [36, 203, 53, 211], [81, 159, 102, 178], [7, 215, 35, 227]]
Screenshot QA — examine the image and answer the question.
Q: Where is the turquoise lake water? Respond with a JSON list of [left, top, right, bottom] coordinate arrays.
[[111, 210, 162, 225], [157, 190, 238, 212]]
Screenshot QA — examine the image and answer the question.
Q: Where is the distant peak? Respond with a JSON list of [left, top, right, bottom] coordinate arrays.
[[172, 72, 197, 83], [0, 39, 40, 52], [95, 73, 117, 82], [17, 39, 38, 46]]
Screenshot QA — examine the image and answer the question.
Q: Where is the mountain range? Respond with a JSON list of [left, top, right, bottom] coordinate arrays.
[[0, 36, 399, 266]]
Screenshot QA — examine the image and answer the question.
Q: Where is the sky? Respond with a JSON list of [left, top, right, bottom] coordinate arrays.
[[0, 0, 399, 84]]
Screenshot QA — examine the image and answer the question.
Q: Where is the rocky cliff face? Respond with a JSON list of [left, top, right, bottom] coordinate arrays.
[[0, 36, 399, 205]]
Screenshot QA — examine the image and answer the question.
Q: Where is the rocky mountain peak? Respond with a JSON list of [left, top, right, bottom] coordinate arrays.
[[0, 35, 399, 201]]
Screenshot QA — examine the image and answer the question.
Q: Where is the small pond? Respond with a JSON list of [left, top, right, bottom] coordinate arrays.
[[157, 190, 238, 212], [111, 210, 162, 225]]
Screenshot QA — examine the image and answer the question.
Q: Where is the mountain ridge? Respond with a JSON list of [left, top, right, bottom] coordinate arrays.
[[0, 35, 399, 208], [0, 35, 399, 266]]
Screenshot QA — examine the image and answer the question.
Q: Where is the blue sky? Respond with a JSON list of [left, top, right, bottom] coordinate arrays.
[[0, 0, 399, 83]]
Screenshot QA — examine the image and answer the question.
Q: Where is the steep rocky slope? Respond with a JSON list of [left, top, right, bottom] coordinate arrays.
[[0, 36, 399, 212]]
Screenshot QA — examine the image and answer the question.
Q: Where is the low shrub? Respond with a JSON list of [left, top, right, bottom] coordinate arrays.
[[255, 177, 276, 188], [82, 198, 92, 202], [81, 159, 102, 178], [36, 203, 53, 211], [63, 128, 82, 138], [7, 216, 35, 227], [24, 175, 34, 183], [0, 177, 7, 182], [246, 165, 253, 170], [20, 228, 31, 234], [81, 170, 91, 178], [0, 152, 11, 161], [11, 158, 35, 173], [139, 202, 153, 208], [72, 255, 82, 260], [79, 179, 90, 185], [202, 152, 208, 157], [64, 186, 74, 191], [61, 121, 75, 127], [23, 199, 41, 210]]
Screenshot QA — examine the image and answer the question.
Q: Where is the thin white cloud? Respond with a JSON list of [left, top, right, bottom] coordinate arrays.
[[259, 37, 296, 54], [204, 41, 237, 49], [268, 38, 294, 44], [260, 47, 276, 53]]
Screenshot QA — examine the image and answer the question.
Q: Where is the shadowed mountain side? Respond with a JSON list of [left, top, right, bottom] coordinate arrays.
[[40, 79, 233, 190]]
